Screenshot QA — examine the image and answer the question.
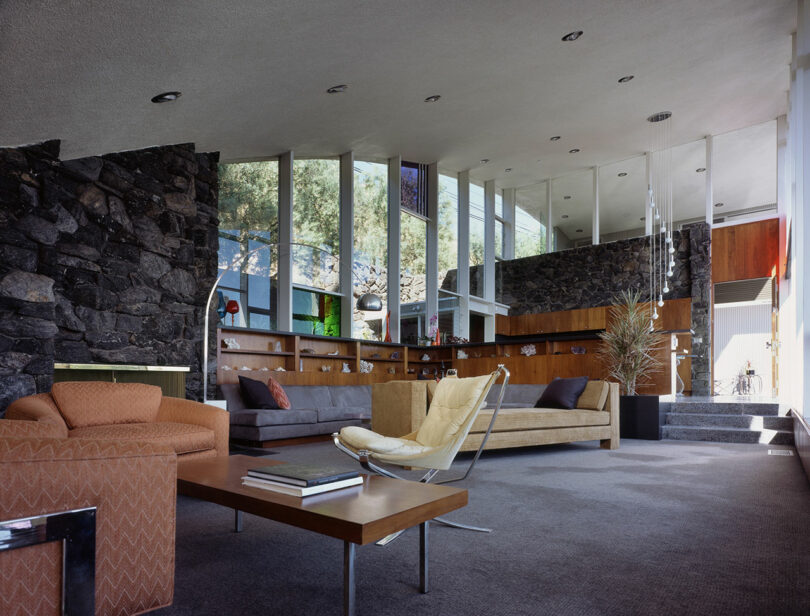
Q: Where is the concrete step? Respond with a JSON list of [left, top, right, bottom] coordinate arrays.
[[662, 425, 794, 445], [660, 401, 780, 416], [665, 413, 793, 431]]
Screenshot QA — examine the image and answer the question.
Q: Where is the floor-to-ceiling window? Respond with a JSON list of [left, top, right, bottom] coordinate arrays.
[[217, 160, 279, 330], [353, 160, 388, 339], [438, 172, 459, 336], [469, 180, 485, 297], [400, 210, 427, 343], [514, 183, 547, 259]]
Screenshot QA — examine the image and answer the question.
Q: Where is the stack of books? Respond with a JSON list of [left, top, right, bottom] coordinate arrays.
[[241, 463, 362, 497]]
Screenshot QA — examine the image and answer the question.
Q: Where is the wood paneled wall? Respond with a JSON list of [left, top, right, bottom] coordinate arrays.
[[712, 218, 779, 283]]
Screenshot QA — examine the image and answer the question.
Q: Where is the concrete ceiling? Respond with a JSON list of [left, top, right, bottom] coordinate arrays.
[[0, 0, 794, 232]]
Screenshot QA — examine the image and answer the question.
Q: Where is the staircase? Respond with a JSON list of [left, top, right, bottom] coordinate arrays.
[[661, 398, 794, 445]]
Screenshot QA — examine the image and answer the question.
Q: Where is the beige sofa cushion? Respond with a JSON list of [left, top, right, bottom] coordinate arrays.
[[470, 407, 610, 432], [576, 380, 609, 411], [52, 382, 162, 429]]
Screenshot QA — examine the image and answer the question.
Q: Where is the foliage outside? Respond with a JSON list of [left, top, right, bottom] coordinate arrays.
[[598, 289, 662, 395]]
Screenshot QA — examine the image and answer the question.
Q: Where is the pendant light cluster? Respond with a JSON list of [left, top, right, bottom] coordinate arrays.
[[646, 111, 674, 327]]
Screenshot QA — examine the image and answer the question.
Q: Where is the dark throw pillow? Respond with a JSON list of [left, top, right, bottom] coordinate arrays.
[[535, 376, 589, 410], [239, 375, 279, 409]]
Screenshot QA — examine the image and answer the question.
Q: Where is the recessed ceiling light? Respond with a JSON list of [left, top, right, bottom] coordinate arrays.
[[505, 168, 512, 173], [480, 159, 490, 164], [617, 172, 628, 177], [576, 228, 584, 233], [696, 167, 706, 173], [562, 31, 583, 42], [647, 111, 673, 123], [550, 136, 561, 141], [151, 91, 181, 103], [326, 84, 348, 94], [714, 202, 724, 208], [569, 148, 580, 154], [563, 195, 572, 200], [424, 95, 441, 103], [618, 75, 634, 83], [561, 215, 569, 219]]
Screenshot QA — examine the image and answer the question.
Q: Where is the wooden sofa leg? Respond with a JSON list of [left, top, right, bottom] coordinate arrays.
[[600, 438, 619, 450]]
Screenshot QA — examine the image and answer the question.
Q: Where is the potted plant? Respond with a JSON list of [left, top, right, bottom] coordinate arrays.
[[598, 289, 663, 440]]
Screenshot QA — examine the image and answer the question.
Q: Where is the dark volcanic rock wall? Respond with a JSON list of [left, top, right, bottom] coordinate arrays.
[[0, 140, 218, 414]]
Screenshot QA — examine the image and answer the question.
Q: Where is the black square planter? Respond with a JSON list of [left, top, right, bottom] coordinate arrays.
[[619, 395, 661, 440]]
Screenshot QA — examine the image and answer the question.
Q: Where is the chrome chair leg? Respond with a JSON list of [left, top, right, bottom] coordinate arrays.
[[432, 516, 491, 533]]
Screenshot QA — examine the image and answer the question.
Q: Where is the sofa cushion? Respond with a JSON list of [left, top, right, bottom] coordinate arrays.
[[317, 406, 370, 423], [486, 384, 545, 406], [535, 376, 588, 410], [283, 386, 332, 409], [52, 381, 162, 429], [230, 408, 318, 427], [239, 376, 278, 409], [577, 380, 609, 411], [68, 422, 215, 455], [329, 385, 371, 408], [220, 383, 245, 412], [267, 377, 291, 409], [470, 407, 610, 432]]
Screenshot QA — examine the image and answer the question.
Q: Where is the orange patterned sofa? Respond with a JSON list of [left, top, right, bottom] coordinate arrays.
[[4, 381, 229, 459], [0, 419, 176, 615]]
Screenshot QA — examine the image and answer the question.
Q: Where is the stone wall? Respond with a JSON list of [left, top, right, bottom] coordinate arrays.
[[0, 140, 218, 414]]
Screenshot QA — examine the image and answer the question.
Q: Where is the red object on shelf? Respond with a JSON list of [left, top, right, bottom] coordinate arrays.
[[225, 300, 240, 326], [434, 329, 441, 346], [384, 311, 392, 342]]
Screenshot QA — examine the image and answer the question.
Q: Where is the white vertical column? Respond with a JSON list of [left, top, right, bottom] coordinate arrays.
[[277, 151, 294, 332], [705, 135, 714, 226], [457, 170, 471, 339], [483, 180, 496, 341], [387, 156, 401, 343], [545, 180, 553, 253], [796, 0, 810, 413], [777, 114, 788, 274], [426, 163, 439, 330], [339, 152, 354, 338], [592, 166, 600, 244], [645, 152, 653, 235], [503, 188, 516, 260]]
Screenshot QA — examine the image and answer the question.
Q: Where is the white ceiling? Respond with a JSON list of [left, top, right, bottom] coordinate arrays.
[[0, 0, 795, 228]]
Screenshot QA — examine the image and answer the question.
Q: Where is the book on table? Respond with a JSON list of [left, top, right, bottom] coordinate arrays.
[[246, 463, 360, 487], [241, 474, 364, 497]]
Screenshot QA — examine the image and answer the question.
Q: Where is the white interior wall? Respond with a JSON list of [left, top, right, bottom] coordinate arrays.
[[714, 303, 773, 395]]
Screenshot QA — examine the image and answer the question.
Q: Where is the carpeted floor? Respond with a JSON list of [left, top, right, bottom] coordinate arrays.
[[158, 440, 810, 615]]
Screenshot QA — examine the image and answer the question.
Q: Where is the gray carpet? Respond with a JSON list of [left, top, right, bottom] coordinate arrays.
[[158, 440, 810, 615]]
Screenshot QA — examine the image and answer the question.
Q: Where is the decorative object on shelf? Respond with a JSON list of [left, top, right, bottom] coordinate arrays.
[[321, 365, 331, 372], [571, 345, 586, 354], [239, 366, 251, 371], [407, 368, 415, 374], [202, 241, 383, 401], [223, 338, 241, 349], [456, 349, 468, 359], [421, 353, 431, 361], [273, 366, 286, 371], [222, 365, 232, 371], [387, 367, 396, 374], [259, 366, 270, 371], [359, 360, 374, 374], [472, 352, 481, 358], [369, 353, 381, 358], [428, 313, 440, 346], [520, 344, 536, 357], [503, 352, 510, 357], [273, 341, 282, 352], [418, 336, 431, 347], [390, 351, 400, 359], [328, 349, 339, 355], [341, 362, 351, 373], [216, 291, 227, 323], [301, 348, 316, 354], [646, 110, 676, 326], [598, 289, 662, 395], [384, 311, 392, 342], [446, 335, 469, 344], [225, 300, 240, 326]]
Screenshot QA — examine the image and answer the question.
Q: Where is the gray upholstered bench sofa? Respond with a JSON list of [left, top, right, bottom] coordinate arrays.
[[221, 383, 371, 443]]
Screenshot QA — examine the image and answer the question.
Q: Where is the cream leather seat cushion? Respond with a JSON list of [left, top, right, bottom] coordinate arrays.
[[340, 426, 431, 457], [470, 407, 610, 432], [415, 374, 493, 447]]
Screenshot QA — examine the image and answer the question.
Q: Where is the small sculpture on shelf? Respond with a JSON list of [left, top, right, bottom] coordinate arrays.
[[321, 365, 331, 372], [390, 351, 400, 359], [301, 348, 316, 354], [571, 345, 586, 355], [456, 349, 468, 359], [259, 366, 270, 371], [520, 344, 536, 357], [421, 353, 431, 361], [223, 338, 240, 349], [222, 365, 233, 371], [274, 366, 286, 372], [273, 341, 282, 352], [341, 362, 351, 373], [359, 360, 374, 374], [239, 366, 251, 371], [387, 367, 396, 374], [328, 349, 339, 355]]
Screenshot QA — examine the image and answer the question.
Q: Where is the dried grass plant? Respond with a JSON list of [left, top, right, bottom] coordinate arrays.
[[598, 289, 662, 395]]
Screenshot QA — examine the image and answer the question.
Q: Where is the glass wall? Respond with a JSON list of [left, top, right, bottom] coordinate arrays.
[[353, 160, 388, 339], [217, 160, 279, 329], [400, 210, 426, 343], [438, 172, 459, 336], [292, 288, 341, 336], [515, 182, 547, 259], [469, 180, 485, 297], [292, 158, 340, 292]]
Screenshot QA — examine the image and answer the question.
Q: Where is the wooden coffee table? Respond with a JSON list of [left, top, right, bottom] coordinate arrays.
[[177, 455, 468, 616]]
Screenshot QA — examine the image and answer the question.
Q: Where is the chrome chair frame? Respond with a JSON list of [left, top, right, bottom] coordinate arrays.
[[333, 365, 510, 542]]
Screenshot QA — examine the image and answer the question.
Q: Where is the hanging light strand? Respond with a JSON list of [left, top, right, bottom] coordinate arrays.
[[646, 111, 674, 323]]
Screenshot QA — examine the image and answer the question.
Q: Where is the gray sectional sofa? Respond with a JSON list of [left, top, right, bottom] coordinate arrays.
[[220, 383, 371, 443]]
